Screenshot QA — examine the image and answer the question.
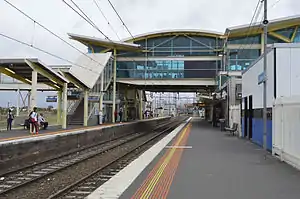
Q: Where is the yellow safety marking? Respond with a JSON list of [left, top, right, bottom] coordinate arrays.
[[140, 124, 190, 198]]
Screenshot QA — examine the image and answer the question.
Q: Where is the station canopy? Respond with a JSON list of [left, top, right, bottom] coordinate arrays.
[[68, 33, 143, 52], [0, 58, 69, 90]]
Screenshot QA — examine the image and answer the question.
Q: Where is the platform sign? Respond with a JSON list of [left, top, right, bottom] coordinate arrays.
[[258, 72, 266, 85], [46, 96, 57, 102], [67, 90, 81, 100], [89, 96, 100, 102]]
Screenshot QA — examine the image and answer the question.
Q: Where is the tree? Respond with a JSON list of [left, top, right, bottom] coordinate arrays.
[[47, 105, 54, 111]]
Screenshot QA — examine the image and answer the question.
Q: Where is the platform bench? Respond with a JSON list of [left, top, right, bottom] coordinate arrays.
[[19, 119, 30, 130], [224, 123, 238, 136]]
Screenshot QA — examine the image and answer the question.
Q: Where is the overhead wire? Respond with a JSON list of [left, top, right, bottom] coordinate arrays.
[[3, 0, 107, 71], [231, 0, 285, 70], [106, 0, 153, 84], [62, 0, 110, 40], [241, 0, 286, 55], [236, 0, 263, 53], [93, 0, 121, 40], [227, 0, 264, 70], [106, 0, 135, 40], [0, 32, 101, 74], [237, 0, 264, 62], [92, 0, 143, 65]]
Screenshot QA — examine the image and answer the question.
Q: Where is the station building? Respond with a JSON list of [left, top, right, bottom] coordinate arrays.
[[1, 15, 300, 125]]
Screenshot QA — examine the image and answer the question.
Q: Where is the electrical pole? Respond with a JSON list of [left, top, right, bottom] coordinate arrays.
[[263, 0, 268, 150]]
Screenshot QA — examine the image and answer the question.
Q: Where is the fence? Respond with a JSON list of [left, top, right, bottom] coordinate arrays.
[[273, 96, 300, 170], [229, 105, 241, 137]]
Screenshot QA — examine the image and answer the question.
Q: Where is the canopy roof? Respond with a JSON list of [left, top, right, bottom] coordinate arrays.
[[68, 33, 143, 52], [0, 58, 69, 90]]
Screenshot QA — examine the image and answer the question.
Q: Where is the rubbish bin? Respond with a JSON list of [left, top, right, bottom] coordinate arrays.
[[219, 119, 226, 131]]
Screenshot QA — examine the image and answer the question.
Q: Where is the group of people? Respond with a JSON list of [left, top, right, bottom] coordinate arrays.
[[144, 110, 153, 119], [114, 107, 123, 123], [6, 107, 48, 134], [28, 107, 48, 134]]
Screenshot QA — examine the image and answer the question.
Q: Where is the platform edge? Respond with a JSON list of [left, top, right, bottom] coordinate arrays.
[[86, 117, 192, 199]]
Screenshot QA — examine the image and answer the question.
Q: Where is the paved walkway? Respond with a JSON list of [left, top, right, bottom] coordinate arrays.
[[121, 118, 300, 199]]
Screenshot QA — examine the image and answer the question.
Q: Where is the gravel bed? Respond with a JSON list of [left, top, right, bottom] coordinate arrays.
[[56, 131, 168, 199], [2, 133, 159, 199]]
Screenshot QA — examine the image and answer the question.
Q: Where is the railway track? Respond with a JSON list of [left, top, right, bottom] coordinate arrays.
[[48, 119, 184, 199], [0, 117, 186, 198]]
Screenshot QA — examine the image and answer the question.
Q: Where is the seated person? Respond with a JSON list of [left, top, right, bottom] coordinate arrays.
[[24, 119, 30, 129], [38, 113, 48, 130]]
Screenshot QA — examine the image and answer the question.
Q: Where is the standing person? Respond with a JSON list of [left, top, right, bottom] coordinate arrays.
[[29, 107, 39, 134], [7, 109, 14, 131], [114, 109, 118, 123], [119, 107, 123, 123]]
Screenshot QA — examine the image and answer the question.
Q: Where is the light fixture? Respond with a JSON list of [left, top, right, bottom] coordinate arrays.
[[5, 68, 15, 74], [54, 84, 60, 89], [50, 79, 57, 84], [25, 78, 32, 83]]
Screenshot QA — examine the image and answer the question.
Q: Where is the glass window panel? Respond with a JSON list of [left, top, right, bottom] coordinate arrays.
[[172, 36, 191, 47], [228, 60, 255, 70], [229, 49, 261, 59], [117, 60, 220, 79], [293, 29, 300, 43], [228, 35, 261, 44], [134, 39, 146, 47], [275, 27, 295, 39], [267, 35, 285, 44]]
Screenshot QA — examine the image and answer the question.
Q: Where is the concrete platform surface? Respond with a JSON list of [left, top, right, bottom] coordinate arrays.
[[118, 118, 300, 199], [0, 117, 169, 143], [0, 124, 119, 143]]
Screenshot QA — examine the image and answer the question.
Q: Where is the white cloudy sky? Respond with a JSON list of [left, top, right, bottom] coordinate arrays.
[[0, 0, 299, 107]]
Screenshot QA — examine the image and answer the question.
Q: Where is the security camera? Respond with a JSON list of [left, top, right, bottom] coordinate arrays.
[[263, 20, 269, 25]]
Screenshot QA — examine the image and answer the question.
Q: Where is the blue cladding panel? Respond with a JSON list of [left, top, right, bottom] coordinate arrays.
[[252, 118, 263, 146], [252, 118, 272, 151], [241, 118, 245, 137]]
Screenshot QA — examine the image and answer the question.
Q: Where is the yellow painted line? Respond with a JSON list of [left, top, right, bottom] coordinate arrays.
[[140, 124, 190, 199]]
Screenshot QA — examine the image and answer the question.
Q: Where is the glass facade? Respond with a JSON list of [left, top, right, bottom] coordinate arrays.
[[293, 28, 300, 43], [267, 35, 285, 44], [113, 35, 223, 79], [91, 58, 113, 93], [228, 35, 261, 44], [144, 36, 222, 57], [87, 26, 300, 77], [228, 49, 261, 71], [117, 60, 220, 79], [274, 27, 295, 39]]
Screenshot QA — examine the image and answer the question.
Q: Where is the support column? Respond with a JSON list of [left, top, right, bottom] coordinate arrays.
[[62, 83, 68, 129], [134, 91, 138, 120], [27, 91, 31, 115], [112, 48, 117, 123], [261, 33, 265, 55], [84, 90, 89, 126], [99, 72, 104, 124], [30, 71, 37, 110], [139, 90, 143, 120], [124, 87, 128, 122], [57, 91, 62, 125], [16, 88, 20, 116]]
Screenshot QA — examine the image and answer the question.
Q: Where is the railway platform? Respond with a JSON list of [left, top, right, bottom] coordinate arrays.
[[88, 118, 300, 199], [0, 123, 124, 143]]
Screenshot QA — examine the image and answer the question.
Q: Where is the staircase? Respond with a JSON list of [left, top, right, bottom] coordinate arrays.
[[68, 99, 84, 125]]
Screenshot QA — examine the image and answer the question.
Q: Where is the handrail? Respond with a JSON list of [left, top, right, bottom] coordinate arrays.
[[88, 104, 98, 119], [67, 94, 84, 115]]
